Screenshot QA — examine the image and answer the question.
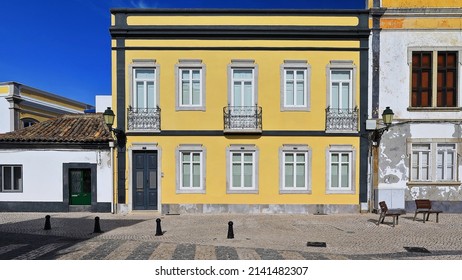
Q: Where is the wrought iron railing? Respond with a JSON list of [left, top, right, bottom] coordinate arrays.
[[127, 107, 161, 131], [223, 106, 262, 132], [325, 106, 358, 132]]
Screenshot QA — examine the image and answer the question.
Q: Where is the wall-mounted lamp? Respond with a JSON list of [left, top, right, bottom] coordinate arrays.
[[103, 107, 126, 148], [371, 106, 394, 147]]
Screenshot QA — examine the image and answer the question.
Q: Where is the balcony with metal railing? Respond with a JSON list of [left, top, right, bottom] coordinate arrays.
[[127, 106, 161, 132], [223, 106, 262, 133], [325, 106, 358, 132]]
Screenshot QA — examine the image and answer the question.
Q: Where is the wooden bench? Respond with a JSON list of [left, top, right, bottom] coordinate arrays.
[[377, 201, 404, 227], [413, 199, 442, 223]]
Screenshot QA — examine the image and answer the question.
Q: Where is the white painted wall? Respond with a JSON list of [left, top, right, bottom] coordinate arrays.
[[0, 149, 112, 202], [96, 95, 112, 113], [379, 31, 462, 120], [0, 95, 11, 133]]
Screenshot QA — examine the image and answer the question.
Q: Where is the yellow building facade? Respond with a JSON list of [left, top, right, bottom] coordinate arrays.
[[0, 82, 93, 132], [110, 9, 370, 214]]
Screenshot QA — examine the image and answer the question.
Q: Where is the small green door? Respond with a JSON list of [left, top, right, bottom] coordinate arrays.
[[69, 169, 91, 205]]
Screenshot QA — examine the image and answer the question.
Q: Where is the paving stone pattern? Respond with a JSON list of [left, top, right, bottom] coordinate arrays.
[[1, 212, 462, 260]]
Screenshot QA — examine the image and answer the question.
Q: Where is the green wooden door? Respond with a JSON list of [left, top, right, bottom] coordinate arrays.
[[69, 169, 91, 205]]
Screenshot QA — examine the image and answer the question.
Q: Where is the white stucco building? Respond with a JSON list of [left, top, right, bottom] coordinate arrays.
[[369, 0, 462, 212], [0, 114, 114, 212]]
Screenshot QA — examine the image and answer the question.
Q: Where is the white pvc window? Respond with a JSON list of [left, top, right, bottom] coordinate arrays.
[[180, 151, 202, 189], [133, 68, 156, 109], [329, 152, 352, 190], [330, 70, 352, 110], [411, 144, 431, 181], [2, 165, 22, 192], [284, 69, 307, 108], [437, 144, 456, 181], [232, 69, 254, 107], [179, 69, 202, 107], [231, 151, 255, 189], [283, 152, 308, 190]]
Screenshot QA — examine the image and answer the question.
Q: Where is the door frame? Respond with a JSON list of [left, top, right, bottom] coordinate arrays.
[[63, 163, 97, 211], [128, 143, 162, 212]]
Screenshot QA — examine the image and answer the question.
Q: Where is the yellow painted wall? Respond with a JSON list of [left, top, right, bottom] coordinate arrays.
[[125, 136, 360, 205], [20, 88, 86, 112], [0, 85, 9, 94], [122, 41, 360, 132]]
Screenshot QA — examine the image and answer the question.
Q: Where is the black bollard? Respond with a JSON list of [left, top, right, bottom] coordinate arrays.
[[93, 216, 102, 233], [44, 215, 51, 230], [155, 218, 163, 236], [227, 221, 234, 239]]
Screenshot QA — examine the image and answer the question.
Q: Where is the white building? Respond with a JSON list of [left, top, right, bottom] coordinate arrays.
[[369, 1, 462, 212], [0, 114, 114, 212]]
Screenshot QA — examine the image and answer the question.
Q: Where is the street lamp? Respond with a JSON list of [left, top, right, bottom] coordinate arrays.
[[103, 107, 126, 147], [371, 106, 394, 147]]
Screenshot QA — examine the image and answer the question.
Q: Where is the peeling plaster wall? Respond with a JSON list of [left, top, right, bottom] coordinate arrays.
[[378, 29, 462, 212]]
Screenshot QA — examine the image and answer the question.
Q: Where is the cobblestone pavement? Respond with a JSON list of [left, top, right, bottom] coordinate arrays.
[[1, 212, 462, 260]]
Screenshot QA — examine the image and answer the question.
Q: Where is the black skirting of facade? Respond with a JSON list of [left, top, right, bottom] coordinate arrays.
[[405, 201, 462, 213], [0, 202, 112, 212]]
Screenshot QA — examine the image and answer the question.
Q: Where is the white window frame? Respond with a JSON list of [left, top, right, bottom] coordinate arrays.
[[226, 145, 258, 194], [279, 145, 311, 194], [326, 145, 356, 194], [228, 60, 258, 107], [129, 60, 160, 109], [1, 165, 23, 192], [280, 60, 310, 111], [175, 59, 206, 111], [326, 60, 356, 110], [176, 145, 206, 194], [408, 140, 459, 183]]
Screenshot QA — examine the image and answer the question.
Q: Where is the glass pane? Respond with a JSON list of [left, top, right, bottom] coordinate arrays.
[[149, 170, 157, 189], [232, 153, 241, 162], [244, 163, 253, 187], [412, 167, 418, 180], [182, 163, 190, 187], [341, 83, 350, 109], [296, 70, 304, 79], [296, 164, 305, 188], [332, 70, 350, 80], [244, 82, 252, 106], [13, 167, 22, 190], [135, 69, 154, 79], [136, 82, 145, 108], [192, 81, 201, 105], [70, 170, 82, 193], [234, 69, 252, 79], [296, 82, 304, 105], [341, 154, 349, 163], [182, 153, 191, 162], [296, 154, 305, 162], [285, 82, 294, 106], [192, 163, 200, 188], [331, 83, 339, 109], [181, 70, 190, 80], [192, 153, 201, 162], [182, 81, 190, 105], [285, 164, 294, 188], [136, 171, 143, 190], [341, 164, 349, 188], [233, 83, 242, 106], [422, 166, 429, 180], [331, 164, 339, 188], [286, 70, 294, 80], [244, 153, 253, 162], [192, 70, 200, 79], [331, 154, 339, 163], [285, 153, 294, 163], [232, 163, 241, 188], [147, 82, 155, 108], [421, 152, 429, 166]]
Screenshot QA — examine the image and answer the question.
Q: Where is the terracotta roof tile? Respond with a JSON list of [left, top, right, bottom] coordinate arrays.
[[0, 114, 113, 143]]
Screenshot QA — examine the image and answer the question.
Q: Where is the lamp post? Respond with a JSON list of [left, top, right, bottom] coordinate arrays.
[[371, 106, 394, 147], [103, 107, 126, 147]]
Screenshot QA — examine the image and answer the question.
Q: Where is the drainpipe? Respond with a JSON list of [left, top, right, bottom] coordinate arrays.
[[109, 141, 116, 214]]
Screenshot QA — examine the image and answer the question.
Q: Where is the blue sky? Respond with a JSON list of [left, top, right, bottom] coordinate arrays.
[[0, 0, 365, 105]]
